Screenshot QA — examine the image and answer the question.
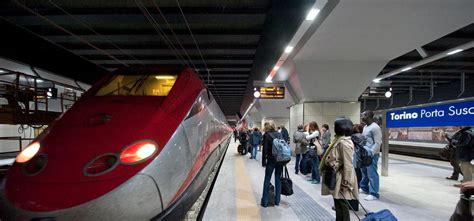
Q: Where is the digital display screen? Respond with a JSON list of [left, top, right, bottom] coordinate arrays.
[[257, 86, 285, 99]]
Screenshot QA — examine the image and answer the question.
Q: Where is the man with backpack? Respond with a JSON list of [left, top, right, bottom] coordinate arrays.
[[261, 120, 291, 207]]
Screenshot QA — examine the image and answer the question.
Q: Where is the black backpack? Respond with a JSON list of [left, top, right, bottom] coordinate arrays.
[[351, 134, 372, 168]]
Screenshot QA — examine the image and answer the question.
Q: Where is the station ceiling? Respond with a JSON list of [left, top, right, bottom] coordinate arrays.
[[364, 23, 474, 100], [0, 0, 313, 116]]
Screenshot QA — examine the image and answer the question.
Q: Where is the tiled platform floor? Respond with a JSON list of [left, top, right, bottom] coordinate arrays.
[[203, 140, 464, 221]]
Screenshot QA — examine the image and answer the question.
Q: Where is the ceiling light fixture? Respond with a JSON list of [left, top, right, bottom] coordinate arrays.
[[273, 66, 280, 71], [306, 8, 320, 21], [0, 70, 5, 73], [401, 67, 412, 72], [447, 49, 463, 55], [284, 46, 294, 53], [253, 91, 261, 98], [385, 91, 392, 98], [155, 75, 175, 80], [265, 76, 272, 83], [372, 79, 381, 83]]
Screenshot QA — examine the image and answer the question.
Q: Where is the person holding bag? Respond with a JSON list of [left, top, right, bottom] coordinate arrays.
[[320, 118, 359, 221], [306, 121, 322, 184]]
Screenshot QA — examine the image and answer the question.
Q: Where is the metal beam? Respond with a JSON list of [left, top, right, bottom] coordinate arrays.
[[375, 41, 474, 81], [416, 47, 428, 58]]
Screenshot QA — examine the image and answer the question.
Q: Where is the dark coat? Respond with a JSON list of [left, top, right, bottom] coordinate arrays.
[[351, 133, 367, 168], [281, 128, 290, 143]]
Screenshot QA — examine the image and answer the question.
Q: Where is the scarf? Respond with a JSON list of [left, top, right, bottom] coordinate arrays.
[[319, 135, 342, 172]]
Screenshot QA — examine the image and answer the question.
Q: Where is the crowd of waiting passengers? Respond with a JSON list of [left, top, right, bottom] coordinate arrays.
[[232, 110, 474, 221]]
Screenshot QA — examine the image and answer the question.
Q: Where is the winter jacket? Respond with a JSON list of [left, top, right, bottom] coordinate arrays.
[[321, 136, 358, 200], [293, 129, 306, 154], [281, 128, 290, 143], [250, 131, 262, 146]]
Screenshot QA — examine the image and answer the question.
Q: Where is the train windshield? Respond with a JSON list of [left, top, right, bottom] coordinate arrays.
[[95, 75, 177, 96]]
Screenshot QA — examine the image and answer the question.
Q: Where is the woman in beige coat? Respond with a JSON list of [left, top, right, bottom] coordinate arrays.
[[320, 118, 359, 221]]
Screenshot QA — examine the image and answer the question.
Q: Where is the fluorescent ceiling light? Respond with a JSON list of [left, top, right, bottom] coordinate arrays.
[[284, 46, 294, 53], [265, 76, 272, 83], [401, 67, 412, 72], [0, 70, 5, 73], [447, 49, 463, 55], [155, 75, 175, 80], [36, 79, 44, 83], [372, 79, 381, 83], [385, 91, 392, 98], [273, 66, 280, 71], [306, 8, 320, 21]]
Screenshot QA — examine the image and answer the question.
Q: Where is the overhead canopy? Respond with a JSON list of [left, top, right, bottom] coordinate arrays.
[[286, 0, 473, 103]]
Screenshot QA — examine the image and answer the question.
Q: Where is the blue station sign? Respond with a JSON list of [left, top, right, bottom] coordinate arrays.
[[386, 100, 474, 128]]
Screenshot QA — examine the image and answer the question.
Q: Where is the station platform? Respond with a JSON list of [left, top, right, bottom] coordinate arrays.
[[203, 140, 462, 221]]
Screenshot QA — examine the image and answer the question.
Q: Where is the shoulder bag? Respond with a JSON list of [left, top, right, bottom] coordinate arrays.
[[280, 166, 293, 196], [322, 167, 337, 190]]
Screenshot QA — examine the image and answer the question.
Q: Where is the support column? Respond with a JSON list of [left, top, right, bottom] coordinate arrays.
[[381, 110, 389, 176]]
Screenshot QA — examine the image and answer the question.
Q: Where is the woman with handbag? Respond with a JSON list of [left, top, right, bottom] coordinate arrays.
[[320, 118, 359, 221], [306, 121, 322, 184]]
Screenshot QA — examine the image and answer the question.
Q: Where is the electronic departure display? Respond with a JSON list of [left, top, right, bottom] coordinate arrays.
[[256, 86, 285, 99]]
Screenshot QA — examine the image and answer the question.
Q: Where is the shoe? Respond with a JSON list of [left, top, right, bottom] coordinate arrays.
[[295, 171, 299, 175], [311, 180, 320, 184], [446, 176, 459, 180], [454, 184, 462, 188], [364, 195, 378, 201], [307, 178, 314, 181], [331, 206, 335, 211], [359, 188, 369, 194]]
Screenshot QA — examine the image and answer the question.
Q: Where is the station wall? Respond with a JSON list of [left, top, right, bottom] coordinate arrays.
[[289, 102, 360, 153]]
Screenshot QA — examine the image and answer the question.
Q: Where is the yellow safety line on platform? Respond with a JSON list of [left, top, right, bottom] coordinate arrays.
[[235, 154, 261, 221]]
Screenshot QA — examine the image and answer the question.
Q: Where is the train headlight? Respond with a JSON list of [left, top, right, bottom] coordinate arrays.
[[16, 142, 40, 163], [119, 140, 157, 164]]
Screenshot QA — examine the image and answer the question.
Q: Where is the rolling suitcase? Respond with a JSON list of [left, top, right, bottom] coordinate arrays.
[[340, 190, 397, 221]]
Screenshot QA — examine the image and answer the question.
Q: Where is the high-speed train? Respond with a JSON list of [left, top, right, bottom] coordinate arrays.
[[0, 66, 232, 220]]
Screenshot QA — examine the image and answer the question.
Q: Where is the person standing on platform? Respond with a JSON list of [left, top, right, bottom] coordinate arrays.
[[239, 128, 249, 155], [455, 127, 474, 185], [261, 121, 283, 207], [321, 124, 332, 153], [233, 128, 238, 142], [359, 110, 382, 201], [249, 128, 262, 159], [351, 124, 366, 186], [258, 128, 263, 151], [281, 125, 290, 144], [293, 124, 307, 174], [306, 121, 322, 184], [320, 118, 358, 221]]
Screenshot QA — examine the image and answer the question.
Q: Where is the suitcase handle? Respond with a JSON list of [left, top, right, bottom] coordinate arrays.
[[338, 190, 370, 220]]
